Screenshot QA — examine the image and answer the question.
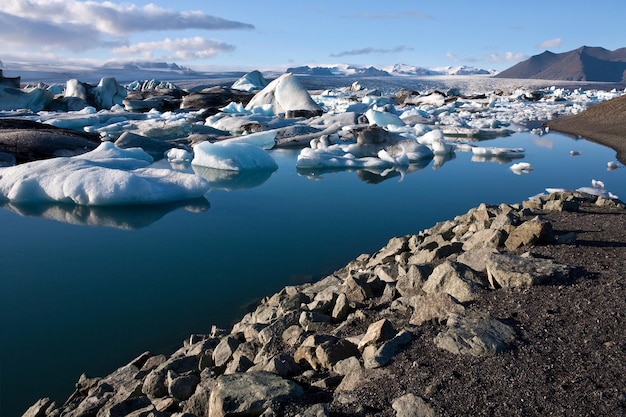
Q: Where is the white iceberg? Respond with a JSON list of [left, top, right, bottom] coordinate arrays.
[[364, 108, 405, 128], [0, 142, 209, 205], [192, 141, 278, 171], [245, 73, 321, 115], [509, 162, 534, 174], [231, 70, 269, 92]]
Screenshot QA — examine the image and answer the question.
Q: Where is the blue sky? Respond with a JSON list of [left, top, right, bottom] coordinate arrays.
[[1, 0, 625, 72]]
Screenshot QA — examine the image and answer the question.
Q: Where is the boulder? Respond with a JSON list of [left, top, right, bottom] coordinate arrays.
[[434, 312, 516, 356], [363, 330, 413, 369], [208, 371, 303, 417], [410, 293, 466, 326], [486, 253, 571, 288], [504, 216, 554, 250], [392, 393, 438, 417], [421, 261, 487, 302]]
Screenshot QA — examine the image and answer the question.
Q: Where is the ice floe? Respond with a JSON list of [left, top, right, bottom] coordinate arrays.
[[0, 142, 209, 205], [192, 141, 278, 171]]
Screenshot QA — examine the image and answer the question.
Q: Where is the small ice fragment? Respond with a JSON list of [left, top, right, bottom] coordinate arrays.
[[510, 162, 533, 174], [569, 150, 581, 156]]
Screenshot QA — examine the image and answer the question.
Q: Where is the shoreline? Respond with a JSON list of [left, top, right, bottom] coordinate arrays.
[[23, 191, 626, 417], [547, 94, 626, 165]]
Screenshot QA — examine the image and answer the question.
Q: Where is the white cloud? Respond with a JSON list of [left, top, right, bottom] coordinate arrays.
[[330, 45, 414, 57], [112, 37, 235, 60], [1, 0, 253, 56], [536, 38, 562, 49], [4, 0, 254, 34], [486, 52, 528, 63]]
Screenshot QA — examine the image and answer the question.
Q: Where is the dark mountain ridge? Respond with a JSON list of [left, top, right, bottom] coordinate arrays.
[[495, 46, 626, 83]]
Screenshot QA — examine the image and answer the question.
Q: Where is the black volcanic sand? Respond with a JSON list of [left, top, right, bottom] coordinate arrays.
[[280, 201, 626, 416], [547, 94, 626, 165]]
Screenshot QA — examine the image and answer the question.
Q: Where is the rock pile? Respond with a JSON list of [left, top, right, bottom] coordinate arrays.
[[23, 191, 625, 417]]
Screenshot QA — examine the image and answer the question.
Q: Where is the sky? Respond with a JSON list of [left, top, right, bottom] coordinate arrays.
[[1, 0, 625, 73]]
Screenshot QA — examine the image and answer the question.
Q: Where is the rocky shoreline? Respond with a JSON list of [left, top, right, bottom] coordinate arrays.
[[23, 190, 626, 417]]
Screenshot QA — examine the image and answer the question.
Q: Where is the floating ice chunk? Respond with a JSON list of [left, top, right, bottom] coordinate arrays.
[[0, 142, 209, 205], [510, 162, 534, 174], [165, 148, 193, 163], [364, 108, 405, 128], [245, 73, 321, 115], [591, 179, 605, 189], [192, 141, 278, 171], [472, 146, 525, 158], [416, 130, 444, 145], [428, 139, 455, 156], [223, 130, 277, 150], [569, 150, 581, 156], [607, 161, 620, 170]]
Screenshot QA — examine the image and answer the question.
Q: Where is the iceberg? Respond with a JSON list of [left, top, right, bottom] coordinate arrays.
[[245, 73, 321, 116], [231, 70, 269, 92], [192, 141, 278, 171], [0, 142, 209, 205]]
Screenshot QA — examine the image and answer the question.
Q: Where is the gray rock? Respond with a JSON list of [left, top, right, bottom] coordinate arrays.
[[367, 236, 409, 267], [96, 395, 152, 417], [421, 261, 487, 302], [486, 253, 571, 288], [315, 339, 359, 370], [208, 372, 303, 417], [396, 264, 431, 298], [357, 318, 397, 350], [212, 336, 241, 368], [363, 330, 413, 369], [296, 403, 329, 417], [333, 356, 362, 376], [505, 216, 554, 250], [258, 310, 301, 345], [143, 356, 198, 399], [456, 248, 498, 273], [434, 312, 516, 356], [331, 292, 352, 322], [462, 228, 506, 251], [168, 371, 200, 401], [392, 393, 438, 417], [249, 353, 300, 377], [21, 398, 56, 417], [299, 311, 332, 332], [410, 293, 466, 326], [342, 273, 373, 303]]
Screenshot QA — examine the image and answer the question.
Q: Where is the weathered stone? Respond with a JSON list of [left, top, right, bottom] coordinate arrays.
[[299, 311, 332, 331], [296, 403, 329, 417], [421, 261, 487, 302], [212, 336, 241, 368], [142, 356, 198, 399], [357, 319, 397, 350], [486, 253, 571, 288], [267, 286, 310, 311], [315, 339, 359, 370], [396, 264, 431, 298], [544, 199, 580, 212], [456, 247, 498, 273], [182, 370, 215, 417], [167, 371, 200, 401], [363, 330, 413, 369], [225, 354, 255, 375], [410, 293, 466, 326], [97, 395, 152, 417], [249, 353, 300, 377], [367, 236, 409, 267], [392, 393, 438, 417], [258, 310, 301, 345], [342, 273, 373, 302], [208, 372, 303, 417], [374, 263, 404, 282], [434, 312, 516, 356], [282, 325, 306, 347], [331, 292, 352, 322], [22, 398, 56, 417], [333, 356, 362, 376], [505, 216, 554, 250], [462, 228, 506, 251]]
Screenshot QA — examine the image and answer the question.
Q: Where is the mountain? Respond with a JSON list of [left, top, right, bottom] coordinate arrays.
[[495, 46, 626, 82], [389, 64, 495, 76], [100, 61, 199, 75], [286, 65, 391, 77]]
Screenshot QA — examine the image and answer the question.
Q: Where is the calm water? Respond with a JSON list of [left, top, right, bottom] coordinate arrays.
[[1, 131, 624, 415]]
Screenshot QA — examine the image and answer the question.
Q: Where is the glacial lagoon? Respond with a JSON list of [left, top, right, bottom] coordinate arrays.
[[1, 128, 624, 415]]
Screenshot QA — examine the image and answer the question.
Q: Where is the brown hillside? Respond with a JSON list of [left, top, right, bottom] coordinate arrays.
[[547, 94, 626, 164]]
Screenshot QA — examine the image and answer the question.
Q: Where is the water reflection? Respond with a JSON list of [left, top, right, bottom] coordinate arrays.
[[192, 165, 276, 190], [2, 198, 210, 229], [297, 158, 434, 183]]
